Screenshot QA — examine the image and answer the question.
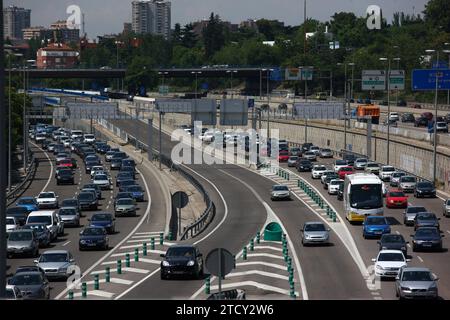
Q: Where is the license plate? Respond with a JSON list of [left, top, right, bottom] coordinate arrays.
[[423, 243, 432, 247]]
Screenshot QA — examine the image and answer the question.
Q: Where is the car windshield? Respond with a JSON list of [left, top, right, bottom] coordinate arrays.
[[407, 206, 427, 213], [78, 193, 94, 201], [273, 186, 288, 191], [18, 198, 35, 205], [62, 200, 77, 206], [166, 247, 195, 257], [59, 208, 76, 216], [289, 156, 298, 161], [94, 175, 108, 180], [315, 166, 326, 170], [27, 216, 51, 225], [322, 149, 331, 152], [304, 224, 326, 232], [11, 274, 42, 286], [340, 167, 352, 172], [367, 163, 378, 168], [127, 186, 142, 192], [392, 172, 405, 177], [389, 192, 405, 197], [416, 228, 439, 236], [382, 235, 404, 243], [118, 173, 132, 178], [365, 217, 387, 225], [378, 253, 404, 262], [417, 213, 436, 220], [82, 228, 104, 236], [300, 161, 310, 165], [356, 158, 367, 163], [350, 184, 383, 209], [38, 193, 55, 199], [446, 200, 450, 206], [305, 152, 314, 156], [117, 199, 134, 205], [336, 160, 346, 165], [417, 182, 433, 188], [8, 232, 32, 241], [40, 253, 68, 263], [92, 214, 112, 221], [401, 177, 416, 182], [402, 271, 433, 282], [6, 218, 15, 224], [383, 167, 395, 172]]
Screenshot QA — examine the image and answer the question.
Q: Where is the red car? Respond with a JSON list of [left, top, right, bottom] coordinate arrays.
[[337, 166, 354, 179], [385, 190, 408, 208], [278, 150, 290, 162], [57, 158, 74, 168]]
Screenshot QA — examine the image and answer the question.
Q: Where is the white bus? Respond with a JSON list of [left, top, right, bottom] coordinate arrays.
[[344, 173, 384, 223]]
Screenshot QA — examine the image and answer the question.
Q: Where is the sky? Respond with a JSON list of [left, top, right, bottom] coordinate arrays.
[[6, 0, 429, 38]]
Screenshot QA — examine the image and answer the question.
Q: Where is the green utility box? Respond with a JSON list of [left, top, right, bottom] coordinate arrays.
[[264, 222, 282, 241]]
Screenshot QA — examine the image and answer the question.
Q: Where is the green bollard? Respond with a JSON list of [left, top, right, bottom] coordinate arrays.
[[143, 243, 147, 256], [68, 291, 74, 300], [94, 274, 99, 290], [81, 282, 87, 298], [250, 239, 254, 251], [105, 267, 110, 283], [117, 260, 122, 274], [297, 180, 300, 188], [168, 231, 172, 241], [287, 173, 290, 181], [333, 212, 337, 222], [134, 248, 139, 262], [256, 232, 260, 244], [159, 233, 164, 245], [205, 277, 211, 294], [125, 254, 130, 267], [326, 206, 331, 217], [290, 282, 296, 298], [243, 247, 247, 260], [151, 237, 155, 250]]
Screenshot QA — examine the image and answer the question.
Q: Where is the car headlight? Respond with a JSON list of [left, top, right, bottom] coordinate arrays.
[[376, 265, 383, 270], [400, 287, 410, 291], [59, 267, 68, 273], [382, 246, 388, 250], [80, 240, 86, 244], [429, 283, 437, 290], [162, 261, 170, 267], [187, 260, 195, 267]]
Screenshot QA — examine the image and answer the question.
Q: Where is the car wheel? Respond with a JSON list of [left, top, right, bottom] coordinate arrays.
[[412, 245, 417, 252], [160, 272, 167, 280]]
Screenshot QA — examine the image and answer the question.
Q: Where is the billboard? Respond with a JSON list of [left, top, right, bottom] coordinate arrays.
[[155, 99, 192, 113], [191, 99, 217, 126], [285, 68, 301, 80], [220, 99, 248, 126]]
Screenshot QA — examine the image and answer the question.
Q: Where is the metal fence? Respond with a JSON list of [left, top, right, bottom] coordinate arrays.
[[6, 152, 37, 207]]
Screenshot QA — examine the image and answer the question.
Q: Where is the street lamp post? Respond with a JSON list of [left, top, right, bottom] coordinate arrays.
[[158, 72, 169, 95], [300, 66, 313, 143], [191, 71, 202, 98], [380, 57, 391, 164], [393, 57, 401, 105], [115, 40, 123, 91], [445, 43, 450, 105], [337, 62, 348, 150], [266, 69, 273, 139], [226, 70, 237, 98]]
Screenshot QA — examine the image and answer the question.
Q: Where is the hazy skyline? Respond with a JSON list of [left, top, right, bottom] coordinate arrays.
[[6, 0, 429, 38]]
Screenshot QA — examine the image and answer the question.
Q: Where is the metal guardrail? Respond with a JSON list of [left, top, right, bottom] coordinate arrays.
[[6, 153, 37, 206]]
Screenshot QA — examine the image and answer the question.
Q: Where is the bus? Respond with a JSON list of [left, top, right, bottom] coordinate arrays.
[[344, 173, 384, 223]]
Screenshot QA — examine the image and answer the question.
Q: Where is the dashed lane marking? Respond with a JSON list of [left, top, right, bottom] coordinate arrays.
[[85, 278, 134, 286], [236, 261, 287, 271], [227, 270, 289, 281], [407, 243, 411, 248], [110, 249, 166, 256], [70, 290, 115, 299], [134, 231, 165, 236], [371, 291, 380, 296], [395, 231, 400, 235], [447, 230, 450, 235], [373, 297, 383, 300], [417, 256, 424, 263], [91, 267, 150, 275], [62, 241, 71, 247], [99, 258, 161, 266], [246, 253, 285, 260], [251, 246, 283, 252]]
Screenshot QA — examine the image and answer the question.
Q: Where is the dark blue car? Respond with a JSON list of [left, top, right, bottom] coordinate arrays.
[[16, 197, 39, 212], [89, 213, 115, 234], [125, 185, 145, 202], [411, 227, 443, 252], [363, 216, 391, 239], [79, 226, 109, 251]]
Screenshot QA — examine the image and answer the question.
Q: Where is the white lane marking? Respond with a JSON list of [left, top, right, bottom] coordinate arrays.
[[62, 241, 71, 247], [407, 243, 411, 248], [447, 230, 450, 235], [69, 290, 115, 299], [235, 261, 287, 271], [395, 231, 400, 235], [110, 249, 165, 257], [417, 256, 424, 263], [373, 297, 383, 300], [91, 267, 150, 275], [227, 270, 289, 281], [209, 281, 299, 297], [85, 278, 134, 286], [114, 268, 160, 300], [246, 253, 284, 260], [31, 142, 53, 193], [134, 231, 164, 236], [252, 246, 283, 252], [371, 291, 380, 296]]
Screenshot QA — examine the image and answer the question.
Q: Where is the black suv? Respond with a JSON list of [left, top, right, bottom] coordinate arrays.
[[401, 113, 415, 123], [296, 159, 313, 172], [160, 245, 204, 280], [56, 169, 74, 185], [414, 117, 428, 127]]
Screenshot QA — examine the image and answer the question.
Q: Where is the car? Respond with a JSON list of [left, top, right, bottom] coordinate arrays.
[[296, 159, 313, 172], [443, 199, 450, 218], [411, 227, 443, 252], [36, 192, 58, 209], [353, 158, 368, 170], [319, 148, 333, 158], [328, 179, 343, 195], [97, 144, 111, 154], [311, 165, 327, 179], [118, 179, 137, 192], [399, 176, 417, 193], [414, 212, 440, 231], [414, 181, 436, 198], [333, 160, 348, 172], [403, 206, 427, 226], [115, 198, 137, 216], [160, 245, 204, 280], [62, 138, 72, 148], [47, 143, 57, 152], [92, 174, 112, 190], [7, 272, 50, 300], [35, 133, 46, 142], [83, 134, 95, 144], [337, 183, 344, 201], [386, 190, 408, 209], [414, 117, 428, 127], [277, 150, 290, 162], [303, 151, 316, 161], [421, 112, 433, 121], [121, 159, 136, 169], [378, 234, 408, 257], [390, 172, 406, 187], [7, 229, 40, 258], [395, 267, 439, 300], [26, 210, 62, 240], [55, 153, 70, 163], [41, 140, 51, 150], [82, 184, 102, 199], [16, 197, 39, 212], [77, 192, 98, 210], [436, 122, 448, 133], [116, 172, 135, 187], [35, 250, 76, 280], [6, 216, 19, 232], [323, 173, 339, 190], [372, 250, 409, 279], [61, 198, 81, 215], [85, 160, 101, 174], [56, 169, 74, 185], [389, 112, 400, 121], [58, 207, 80, 227], [289, 147, 302, 157], [22, 223, 51, 248], [79, 226, 109, 251], [300, 222, 330, 246], [124, 185, 145, 202], [5, 284, 24, 300], [56, 158, 74, 169], [309, 146, 320, 155], [320, 170, 336, 184], [379, 165, 396, 181], [105, 150, 119, 162], [114, 192, 135, 202], [271, 185, 291, 201], [363, 216, 391, 239], [301, 143, 313, 153], [396, 100, 407, 107], [90, 165, 105, 178], [120, 166, 136, 179], [365, 162, 380, 175], [89, 213, 116, 234], [401, 113, 415, 123], [337, 166, 354, 179], [110, 158, 123, 170], [342, 154, 357, 166], [287, 156, 299, 167]]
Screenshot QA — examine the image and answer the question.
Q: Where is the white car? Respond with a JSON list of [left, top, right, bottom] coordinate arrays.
[[389, 112, 400, 121], [379, 165, 396, 181], [36, 192, 59, 209], [6, 216, 19, 232], [309, 146, 320, 155], [321, 170, 336, 184], [35, 133, 46, 142], [70, 130, 83, 140], [62, 138, 72, 148], [199, 131, 216, 143], [92, 174, 112, 190], [83, 134, 95, 144], [372, 250, 409, 278], [311, 165, 327, 179], [328, 179, 343, 195], [334, 160, 348, 172], [90, 166, 105, 178]]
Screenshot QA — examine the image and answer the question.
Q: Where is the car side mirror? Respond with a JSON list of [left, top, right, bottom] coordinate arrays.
[[160, 254, 165, 258], [406, 259, 411, 262], [371, 258, 376, 262], [395, 276, 400, 281], [434, 277, 440, 281], [33, 260, 38, 264]]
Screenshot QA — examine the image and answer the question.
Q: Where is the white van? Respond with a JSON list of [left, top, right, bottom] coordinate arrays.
[[26, 211, 64, 240], [70, 130, 84, 140]]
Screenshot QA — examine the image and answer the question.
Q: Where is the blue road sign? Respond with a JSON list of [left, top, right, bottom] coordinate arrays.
[[269, 68, 283, 81], [432, 61, 449, 69], [201, 82, 209, 90], [248, 98, 255, 108], [412, 69, 450, 91]]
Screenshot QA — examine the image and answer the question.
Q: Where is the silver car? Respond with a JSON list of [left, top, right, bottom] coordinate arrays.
[[35, 250, 76, 280], [7, 229, 40, 258], [399, 176, 417, 193], [396, 267, 438, 299], [303, 151, 317, 161], [92, 174, 112, 190], [403, 206, 427, 226], [443, 199, 450, 217], [287, 156, 299, 167], [354, 158, 368, 170], [319, 148, 333, 158], [58, 207, 80, 227], [301, 222, 330, 245], [115, 198, 137, 216], [271, 185, 291, 201], [365, 162, 380, 175], [390, 172, 406, 187]]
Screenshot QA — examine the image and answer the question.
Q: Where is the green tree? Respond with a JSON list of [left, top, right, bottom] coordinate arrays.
[[172, 23, 182, 45], [202, 13, 225, 58], [182, 23, 197, 48], [424, 0, 450, 32]]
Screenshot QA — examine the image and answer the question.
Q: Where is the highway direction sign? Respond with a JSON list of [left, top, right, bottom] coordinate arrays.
[[156, 99, 192, 113], [285, 68, 301, 80], [389, 70, 405, 90], [220, 99, 248, 126], [362, 70, 386, 91], [192, 99, 217, 126], [412, 69, 450, 91]]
